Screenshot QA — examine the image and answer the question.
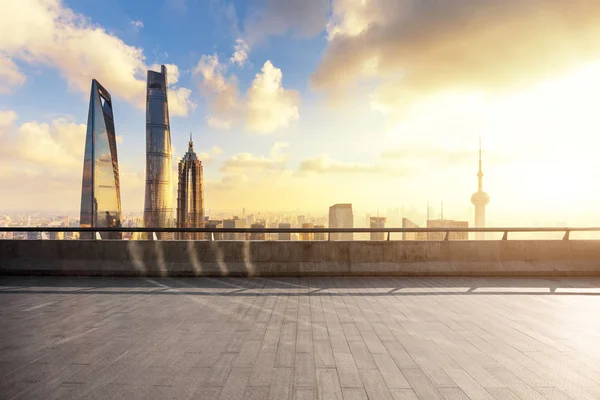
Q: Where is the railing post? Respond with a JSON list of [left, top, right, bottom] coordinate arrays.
[[387, 231, 390, 241], [328, 232, 331, 241], [563, 230, 570, 240], [502, 231, 508, 240], [152, 232, 157, 241], [444, 231, 449, 241]]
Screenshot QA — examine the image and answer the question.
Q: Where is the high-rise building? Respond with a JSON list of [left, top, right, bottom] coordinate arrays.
[[278, 223, 291, 240], [471, 138, 490, 240], [427, 219, 469, 241], [144, 65, 173, 240], [329, 204, 353, 241], [370, 217, 387, 241], [176, 135, 204, 240], [223, 218, 246, 240], [300, 223, 314, 241], [80, 79, 122, 240]]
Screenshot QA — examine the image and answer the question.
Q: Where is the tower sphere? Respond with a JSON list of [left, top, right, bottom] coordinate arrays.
[[471, 191, 490, 206]]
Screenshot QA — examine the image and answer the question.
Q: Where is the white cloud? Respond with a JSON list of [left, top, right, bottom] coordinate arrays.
[[220, 142, 289, 172], [197, 145, 224, 162], [230, 39, 249, 66], [194, 56, 299, 133], [207, 174, 249, 191], [0, 0, 194, 116], [0, 56, 26, 93], [130, 19, 144, 30], [194, 54, 242, 129], [246, 61, 300, 133], [299, 154, 409, 176], [0, 115, 86, 169], [312, 0, 600, 108]]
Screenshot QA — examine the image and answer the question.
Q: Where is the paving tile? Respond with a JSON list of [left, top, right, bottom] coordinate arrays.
[[1, 277, 600, 400]]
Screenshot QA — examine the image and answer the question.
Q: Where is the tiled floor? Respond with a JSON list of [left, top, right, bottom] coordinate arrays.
[[1, 277, 600, 400]]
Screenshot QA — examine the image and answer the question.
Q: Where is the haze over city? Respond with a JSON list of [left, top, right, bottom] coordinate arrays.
[[1, 0, 600, 228]]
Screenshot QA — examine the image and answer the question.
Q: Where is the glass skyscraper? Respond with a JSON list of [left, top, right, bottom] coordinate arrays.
[[143, 65, 174, 239], [80, 80, 122, 240], [176, 136, 204, 240]]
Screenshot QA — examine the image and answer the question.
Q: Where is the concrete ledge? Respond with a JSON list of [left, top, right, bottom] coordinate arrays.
[[1, 240, 600, 277]]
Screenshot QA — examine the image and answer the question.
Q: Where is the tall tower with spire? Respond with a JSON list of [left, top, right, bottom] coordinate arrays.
[[176, 134, 204, 240], [471, 137, 490, 240]]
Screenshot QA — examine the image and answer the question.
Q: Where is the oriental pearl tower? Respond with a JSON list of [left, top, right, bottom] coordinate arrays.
[[471, 138, 490, 240]]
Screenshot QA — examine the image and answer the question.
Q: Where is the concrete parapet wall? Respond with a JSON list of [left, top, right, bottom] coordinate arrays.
[[1, 240, 600, 277]]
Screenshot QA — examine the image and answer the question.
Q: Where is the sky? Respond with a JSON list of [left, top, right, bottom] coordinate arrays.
[[1, 0, 600, 227]]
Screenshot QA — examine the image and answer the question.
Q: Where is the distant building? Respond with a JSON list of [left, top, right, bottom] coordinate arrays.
[[250, 222, 266, 241], [223, 218, 246, 240], [427, 219, 469, 241], [314, 225, 326, 241], [300, 223, 314, 241], [176, 136, 204, 240], [471, 138, 490, 240], [27, 231, 40, 240], [329, 203, 353, 241], [370, 217, 387, 241], [278, 223, 291, 240], [205, 220, 223, 240], [79, 79, 122, 240], [47, 231, 65, 240], [402, 218, 427, 241]]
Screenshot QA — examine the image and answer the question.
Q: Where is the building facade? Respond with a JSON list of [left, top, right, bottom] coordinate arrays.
[[370, 217, 387, 241], [329, 204, 353, 241], [176, 137, 204, 240], [402, 218, 427, 241], [278, 223, 291, 240], [313, 225, 326, 241], [250, 222, 266, 241], [300, 223, 314, 241], [427, 219, 469, 241], [80, 79, 122, 240], [223, 218, 246, 240], [144, 65, 173, 239]]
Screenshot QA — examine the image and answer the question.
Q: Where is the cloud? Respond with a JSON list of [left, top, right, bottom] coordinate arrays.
[[0, 112, 86, 170], [230, 39, 249, 66], [197, 145, 224, 162], [312, 0, 600, 107], [243, 0, 330, 45], [194, 56, 299, 133], [194, 54, 242, 129], [0, 0, 194, 116], [299, 154, 409, 176], [220, 142, 289, 172], [0, 56, 26, 93], [246, 61, 300, 133], [130, 19, 144, 30], [207, 174, 249, 191]]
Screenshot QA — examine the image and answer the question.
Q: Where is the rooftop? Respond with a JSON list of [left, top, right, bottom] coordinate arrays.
[[1, 276, 599, 399]]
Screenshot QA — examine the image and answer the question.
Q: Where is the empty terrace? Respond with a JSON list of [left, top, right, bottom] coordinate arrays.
[[1, 276, 600, 399]]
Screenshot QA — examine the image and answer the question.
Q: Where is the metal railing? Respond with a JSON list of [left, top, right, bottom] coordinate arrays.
[[1, 226, 600, 240]]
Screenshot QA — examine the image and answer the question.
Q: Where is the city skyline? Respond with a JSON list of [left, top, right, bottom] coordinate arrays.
[[1, 1, 600, 228]]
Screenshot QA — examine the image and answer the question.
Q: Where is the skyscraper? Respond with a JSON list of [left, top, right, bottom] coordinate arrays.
[[370, 217, 386, 241], [176, 135, 204, 240], [80, 79, 122, 240], [471, 138, 490, 240], [144, 65, 173, 239], [329, 204, 353, 241], [300, 223, 314, 241]]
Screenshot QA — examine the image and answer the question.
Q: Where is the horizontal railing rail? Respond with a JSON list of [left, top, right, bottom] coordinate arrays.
[[1, 226, 600, 240]]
